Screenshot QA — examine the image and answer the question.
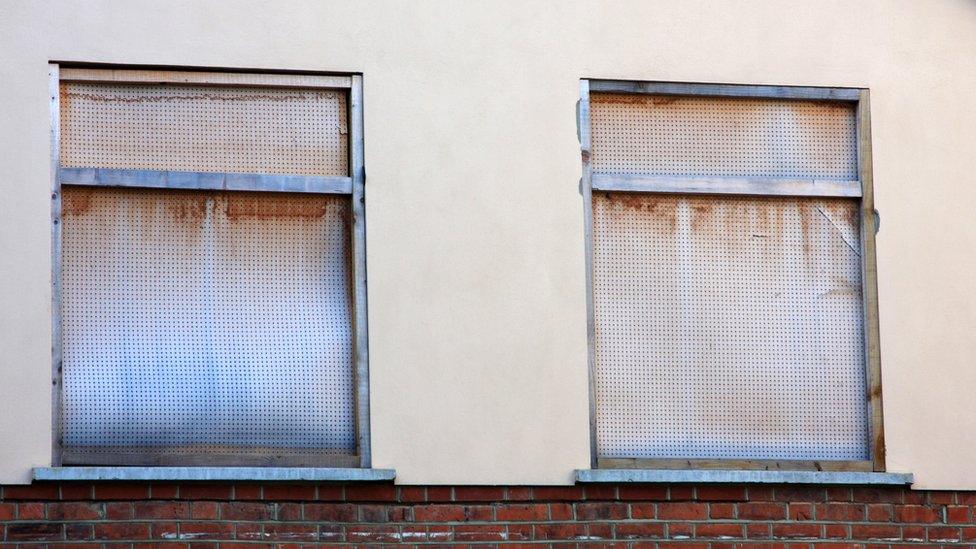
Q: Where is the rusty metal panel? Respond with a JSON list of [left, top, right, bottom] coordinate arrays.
[[59, 187, 355, 460], [59, 83, 347, 176], [591, 193, 868, 460], [590, 93, 857, 180]]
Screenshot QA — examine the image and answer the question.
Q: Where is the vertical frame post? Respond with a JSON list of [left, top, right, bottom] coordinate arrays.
[[857, 89, 885, 471], [350, 74, 372, 468], [49, 63, 63, 467], [579, 79, 599, 469]]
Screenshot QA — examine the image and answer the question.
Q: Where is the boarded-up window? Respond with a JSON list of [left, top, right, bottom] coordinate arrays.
[[582, 83, 878, 465], [54, 69, 367, 467]]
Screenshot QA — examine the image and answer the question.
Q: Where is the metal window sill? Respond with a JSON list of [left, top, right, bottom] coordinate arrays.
[[576, 469, 912, 485], [33, 467, 396, 482]]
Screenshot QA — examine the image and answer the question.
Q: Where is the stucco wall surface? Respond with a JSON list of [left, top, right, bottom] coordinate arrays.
[[1, 0, 974, 488]]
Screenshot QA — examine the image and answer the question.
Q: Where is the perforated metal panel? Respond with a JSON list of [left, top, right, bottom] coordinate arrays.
[[592, 193, 868, 460], [60, 187, 355, 458], [590, 94, 857, 180], [59, 83, 348, 176]]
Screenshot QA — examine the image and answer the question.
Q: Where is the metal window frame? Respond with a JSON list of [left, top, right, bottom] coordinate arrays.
[[579, 79, 885, 473], [49, 64, 372, 469]]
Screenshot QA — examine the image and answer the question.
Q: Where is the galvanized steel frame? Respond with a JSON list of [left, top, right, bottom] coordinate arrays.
[[588, 80, 862, 102], [59, 67, 352, 90], [591, 174, 862, 198], [579, 79, 885, 472], [57, 168, 353, 195], [49, 65, 372, 469]]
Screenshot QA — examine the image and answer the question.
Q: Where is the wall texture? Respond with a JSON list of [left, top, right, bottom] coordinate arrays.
[[1, 0, 976, 487], [2, 482, 976, 546]]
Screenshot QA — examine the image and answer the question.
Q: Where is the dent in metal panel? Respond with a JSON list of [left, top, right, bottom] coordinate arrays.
[[60, 187, 356, 459], [589, 94, 857, 180], [59, 83, 348, 176], [592, 193, 868, 460]]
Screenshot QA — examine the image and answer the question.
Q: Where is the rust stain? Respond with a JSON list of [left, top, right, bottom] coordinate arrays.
[[590, 93, 636, 104], [590, 93, 681, 106], [61, 187, 94, 215], [64, 187, 334, 223], [689, 201, 714, 230], [604, 192, 677, 230], [608, 192, 662, 212], [819, 200, 860, 228], [165, 192, 208, 221], [224, 192, 329, 220], [63, 90, 324, 104], [582, 91, 654, 105], [600, 193, 860, 245]]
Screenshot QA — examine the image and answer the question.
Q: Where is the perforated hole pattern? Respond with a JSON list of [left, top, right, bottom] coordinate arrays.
[[592, 193, 868, 460], [60, 187, 355, 454], [60, 83, 348, 176], [590, 94, 857, 180]]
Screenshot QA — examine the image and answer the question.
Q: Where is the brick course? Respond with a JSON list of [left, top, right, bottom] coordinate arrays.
[[0, 483, 971, 547]]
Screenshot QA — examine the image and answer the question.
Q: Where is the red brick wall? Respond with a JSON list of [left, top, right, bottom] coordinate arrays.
[[1, 482, 974, 547]]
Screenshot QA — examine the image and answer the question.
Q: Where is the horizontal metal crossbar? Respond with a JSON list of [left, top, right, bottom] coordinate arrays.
[[588, 80, 862, 101], [59, 167, 352, 194], [59, 68, 352, 89], [591, 174, 862, 198]]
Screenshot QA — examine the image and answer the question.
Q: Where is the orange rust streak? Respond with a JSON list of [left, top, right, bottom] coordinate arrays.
[[224, 192, 329, 220], [165, 193, 208, 221], [62, 91, 322, 104], [61, 187, 94, 215], [603, 192, 677, 230], [62, 187, 335, 222], [590, 93, 680, 105]]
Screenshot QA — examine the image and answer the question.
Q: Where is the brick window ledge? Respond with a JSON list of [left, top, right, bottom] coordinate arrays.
[[577, 469, 912, 485], [33, 466, 395, 482]]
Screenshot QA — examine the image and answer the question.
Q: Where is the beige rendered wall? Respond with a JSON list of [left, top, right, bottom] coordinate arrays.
[[1, 0, 974, 489]]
